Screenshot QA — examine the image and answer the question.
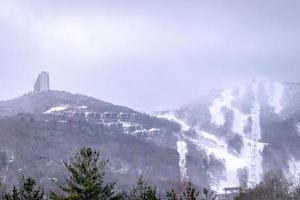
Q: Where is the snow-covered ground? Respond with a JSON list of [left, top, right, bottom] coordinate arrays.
[[159, 111, 253, 191], [265, 82, 284, 114], [44, 105, 69, 114], [156, 113, 190, 131], [157, 82, 286, 191], [177, 140, 189, 181], [209, 87, 249, 135], [44, 105, 88, 114], [288, 158, 300, 177]]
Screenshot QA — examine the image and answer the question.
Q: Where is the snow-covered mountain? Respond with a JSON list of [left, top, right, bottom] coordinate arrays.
[[156, 81, 300, 191], [0, 90, 223, 192], [1, 81, 300, 192]]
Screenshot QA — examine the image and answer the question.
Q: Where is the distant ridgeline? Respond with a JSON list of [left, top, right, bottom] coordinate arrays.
[[34, 71, 50, 92]]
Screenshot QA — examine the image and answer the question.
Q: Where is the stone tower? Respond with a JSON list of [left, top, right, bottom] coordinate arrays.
[[34, 71, 50, 92]]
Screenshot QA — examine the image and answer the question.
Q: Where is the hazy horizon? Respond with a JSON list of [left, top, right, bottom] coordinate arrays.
[[1, 0, 300, 112]]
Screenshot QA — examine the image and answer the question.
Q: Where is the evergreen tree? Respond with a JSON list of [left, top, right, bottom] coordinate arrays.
[[166, 190, 178, 200], [127, 176, 159, 200], [166, 182, 215, 200], [180, 182, 199, 200], [166, 182, 199, 200], [201, 188, 216, 200], [4, 176, 44, 200], [51, 147, 120, 200]]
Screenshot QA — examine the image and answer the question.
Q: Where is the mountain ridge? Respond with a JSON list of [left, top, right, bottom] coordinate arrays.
[[0, 89, 224, 192], [0, 90, 138, 117], [2, 80, 300, 192]]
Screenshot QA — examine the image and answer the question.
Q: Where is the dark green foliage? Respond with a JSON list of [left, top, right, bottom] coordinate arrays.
[[51, 147, 121, 200], [4, 176, 44, 200], [201, 188, 216, 200], [166, 190, 177, 200], [166, 183, 216, 200], [0, 147, 215, 200], [181, 182, 199, 200], [166, 182, 199, 200], [49, 192, 65, 200], [127, 176, 159, 200], [4, 187, 18, 200]]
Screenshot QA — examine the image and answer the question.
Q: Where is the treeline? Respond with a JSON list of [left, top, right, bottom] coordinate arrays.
[[0, 147, 217, 200], [235, 171, 300, 200], [2, 147, 300, 200]]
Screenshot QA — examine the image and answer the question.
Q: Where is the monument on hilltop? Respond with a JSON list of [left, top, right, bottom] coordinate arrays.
[[34, 71, 50, 92]]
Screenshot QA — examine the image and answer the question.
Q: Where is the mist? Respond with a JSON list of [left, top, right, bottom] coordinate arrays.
[[0, 0, 299, 112]]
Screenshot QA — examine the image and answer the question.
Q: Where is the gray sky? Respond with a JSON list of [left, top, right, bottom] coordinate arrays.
[[0, 0, 300, 112]]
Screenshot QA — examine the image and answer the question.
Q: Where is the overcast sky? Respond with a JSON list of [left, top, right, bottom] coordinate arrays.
[[0, 0, 299, 112]]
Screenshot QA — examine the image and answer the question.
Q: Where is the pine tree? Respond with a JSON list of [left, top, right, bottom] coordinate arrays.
[[201, 188, 216, 200], [166, 182, 215, 200], [52, 147, 120, 200], [4, 176, 44, 200], [166, 189, 178, 200], [127, 176, 159, 200], [180, 182, 199, 200]]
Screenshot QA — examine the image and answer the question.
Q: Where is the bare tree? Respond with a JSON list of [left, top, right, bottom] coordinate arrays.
[[235, 171, 292, 200], [0, 177, 6, 199]]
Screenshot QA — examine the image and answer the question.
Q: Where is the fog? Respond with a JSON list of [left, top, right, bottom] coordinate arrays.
[[0, 0, 299, 112]]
